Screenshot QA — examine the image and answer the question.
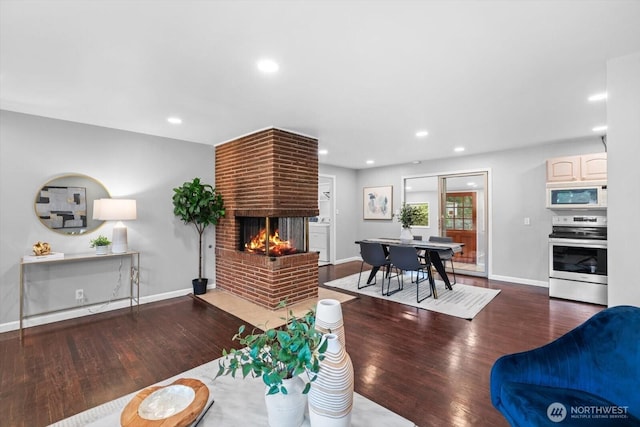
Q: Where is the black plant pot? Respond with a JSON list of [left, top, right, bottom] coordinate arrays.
[[192, 278, 208, 295]]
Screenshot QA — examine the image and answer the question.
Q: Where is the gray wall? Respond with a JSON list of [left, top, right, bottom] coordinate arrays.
[[0, 111, 214, 330], [350, 137, 605, 285], [2, 106, 627, 331], [607, 51, 640, 307]]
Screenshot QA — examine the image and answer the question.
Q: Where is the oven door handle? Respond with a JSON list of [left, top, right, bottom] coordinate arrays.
[[549, 238, 607, 248]]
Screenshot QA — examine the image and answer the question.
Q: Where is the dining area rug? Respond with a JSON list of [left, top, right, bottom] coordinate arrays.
[[323, 272, 500, 320]]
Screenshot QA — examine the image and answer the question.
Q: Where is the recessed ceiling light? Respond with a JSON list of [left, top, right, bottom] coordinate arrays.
[[454, 147, 465, 152], [592, 125, 608, 132], [366, 160, 375, 165], [415, 130, 429, 137], [405, 186, 413, 190], [467, 182, 477, 187], [318, 149, 328, 155], [167, 117, 182, 125], [412, 160, 421, 164], [588, 92, 608, 102], [257, 59, 279, 73]]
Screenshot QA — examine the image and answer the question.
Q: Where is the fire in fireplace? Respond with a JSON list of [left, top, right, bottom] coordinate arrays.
[[239, 217, 308, 256]]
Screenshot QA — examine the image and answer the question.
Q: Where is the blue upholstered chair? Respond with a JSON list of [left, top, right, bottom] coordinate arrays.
[[490, 305, 640, 426]]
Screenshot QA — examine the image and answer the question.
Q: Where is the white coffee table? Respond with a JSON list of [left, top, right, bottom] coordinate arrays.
[[49, 357, 416, 427]]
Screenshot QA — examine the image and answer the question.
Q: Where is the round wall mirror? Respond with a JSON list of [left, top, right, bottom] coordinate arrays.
[[34, 174, 110, 235]]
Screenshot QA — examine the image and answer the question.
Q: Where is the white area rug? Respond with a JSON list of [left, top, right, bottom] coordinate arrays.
[[323, 272, 500, 320]]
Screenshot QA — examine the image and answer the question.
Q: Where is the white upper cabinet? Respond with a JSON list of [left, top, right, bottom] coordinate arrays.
[[580, 153, 608, 181], [546, 153, 607, 182]]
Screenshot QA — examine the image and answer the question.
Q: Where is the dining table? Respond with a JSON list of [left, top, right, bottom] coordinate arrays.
[[355, 237, 464, 297]]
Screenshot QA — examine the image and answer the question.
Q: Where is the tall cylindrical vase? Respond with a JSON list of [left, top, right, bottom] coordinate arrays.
[[308, 334, 354, 427], [315, 299, 346, 350], [264, 376, 307, 427]]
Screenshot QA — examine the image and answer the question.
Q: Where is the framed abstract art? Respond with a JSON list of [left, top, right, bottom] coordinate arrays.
[[363, 185, 392, 220]]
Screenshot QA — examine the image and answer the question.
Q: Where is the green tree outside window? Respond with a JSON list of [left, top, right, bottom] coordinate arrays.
[[407, 203, 429, 227]]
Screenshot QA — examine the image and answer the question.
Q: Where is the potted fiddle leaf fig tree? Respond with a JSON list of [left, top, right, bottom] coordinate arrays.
[[172, 177, 225, 295]]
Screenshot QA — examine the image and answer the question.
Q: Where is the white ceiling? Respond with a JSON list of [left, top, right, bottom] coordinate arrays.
[[1, 1, 639, 169]]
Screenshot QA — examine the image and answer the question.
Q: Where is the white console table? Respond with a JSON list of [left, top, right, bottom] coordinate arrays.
[[19, 251, 140, 340]]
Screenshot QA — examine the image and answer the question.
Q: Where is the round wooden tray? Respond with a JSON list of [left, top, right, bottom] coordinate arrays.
[[120, 378, 209, 427]]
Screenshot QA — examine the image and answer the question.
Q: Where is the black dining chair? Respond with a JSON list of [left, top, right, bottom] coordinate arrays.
[[358, 241, 391, 289], [413, 235, 428, 262], [387, 244, 435, 302], [428, 235, 457, 285]]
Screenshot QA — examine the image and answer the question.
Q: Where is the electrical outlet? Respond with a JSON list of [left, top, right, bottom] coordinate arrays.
[[75, 289, 84, 301]]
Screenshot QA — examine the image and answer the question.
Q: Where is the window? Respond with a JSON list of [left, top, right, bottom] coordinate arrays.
[[445, 194, 475, 231], [408, 202, 429, 227]]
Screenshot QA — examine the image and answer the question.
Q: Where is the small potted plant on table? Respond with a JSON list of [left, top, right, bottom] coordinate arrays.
[[397, 203, 426, 243], [90, 235, 111, 255]]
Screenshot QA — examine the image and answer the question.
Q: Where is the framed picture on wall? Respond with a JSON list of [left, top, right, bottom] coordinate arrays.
[[35, 186, 87, 229], [363, 185, 393, 220]]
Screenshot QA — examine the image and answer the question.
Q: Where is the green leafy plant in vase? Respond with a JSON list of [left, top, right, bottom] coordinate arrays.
[[216, 307, 328, 394], [172, 177, 225, 294], [89, 235, 111, 255], [216, 307, 328, 427], [397, 203, 427, 242]]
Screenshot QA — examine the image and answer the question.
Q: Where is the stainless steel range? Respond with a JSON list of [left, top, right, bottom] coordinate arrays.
[[549, 215, 607, 305]]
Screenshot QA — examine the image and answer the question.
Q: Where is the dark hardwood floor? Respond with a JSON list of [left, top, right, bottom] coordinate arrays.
[[1, 262, 603, 427]]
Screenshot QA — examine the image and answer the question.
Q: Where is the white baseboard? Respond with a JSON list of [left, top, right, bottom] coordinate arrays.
[[335, 256, 362, 264], [1, 273, 547, 333], [0, 287, 196, 334], [489, 274, 549, 288]]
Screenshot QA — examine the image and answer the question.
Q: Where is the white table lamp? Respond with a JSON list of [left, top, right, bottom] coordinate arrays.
[[93, 199, 137, 253]]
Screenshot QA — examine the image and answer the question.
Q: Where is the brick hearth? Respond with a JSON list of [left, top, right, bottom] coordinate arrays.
[[215, 128, 319, 309]]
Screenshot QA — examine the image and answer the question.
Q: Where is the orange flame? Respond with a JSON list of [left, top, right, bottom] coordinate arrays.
[[245, 228, 297, 256]]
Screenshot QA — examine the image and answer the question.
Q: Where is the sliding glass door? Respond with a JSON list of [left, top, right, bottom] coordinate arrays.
[[404, 171, 488, 277], [439, 173, 487, 276]]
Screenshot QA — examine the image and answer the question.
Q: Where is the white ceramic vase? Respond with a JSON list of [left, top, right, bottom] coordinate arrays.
[[95, 245, 108, 255], [264, 376, 307, 427], [308, 334, 354, 427], [400, 227, 413, 243], [315, 299, 346, 349]]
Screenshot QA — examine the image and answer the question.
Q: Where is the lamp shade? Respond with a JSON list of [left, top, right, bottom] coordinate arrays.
[[94, 199, 137, 221], [92, 199, 103, 220], [92, 198, 137, 253]]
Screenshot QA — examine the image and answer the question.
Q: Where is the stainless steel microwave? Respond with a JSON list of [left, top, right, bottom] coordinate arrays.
[[546, 182, 607, 209]]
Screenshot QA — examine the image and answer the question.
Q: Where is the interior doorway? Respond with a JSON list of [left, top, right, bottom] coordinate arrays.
[[403, 171, 488, 277], [310, 174, 335, 266]]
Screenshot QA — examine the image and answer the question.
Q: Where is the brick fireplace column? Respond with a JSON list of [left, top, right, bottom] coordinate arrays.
[[214, 128, 319, 309]]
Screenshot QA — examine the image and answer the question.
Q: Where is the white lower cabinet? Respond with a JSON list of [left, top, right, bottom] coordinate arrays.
[[309, 224, 329, 262]]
